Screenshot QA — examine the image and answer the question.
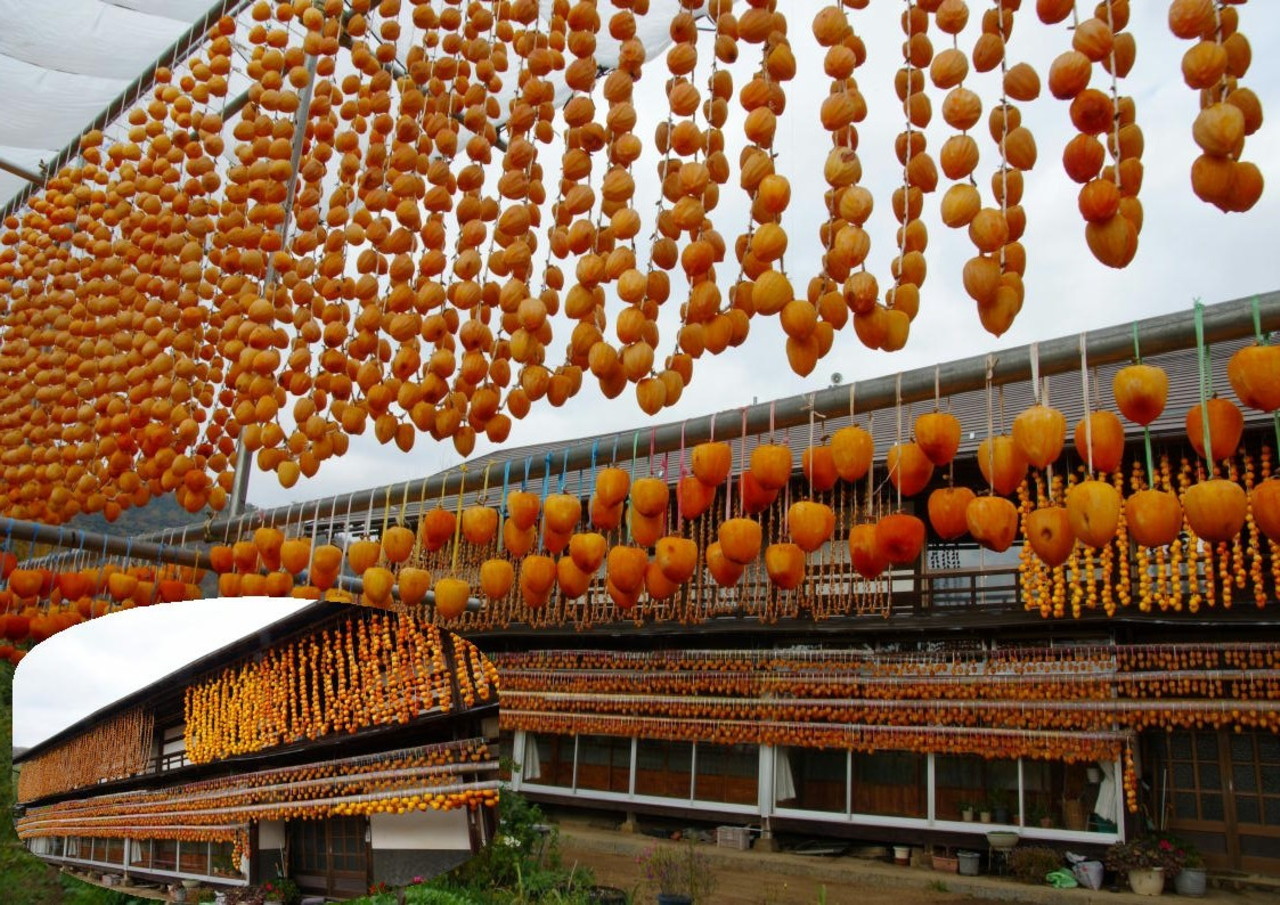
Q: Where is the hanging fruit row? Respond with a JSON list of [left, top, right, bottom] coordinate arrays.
[[0, 558, 205, 656], [494, 642, 1280, 740], [495, 641, 1278, 674], [0, 1, 1267, 530], [185, 338, 1280, 633], [185, 612, 497, 763], [504, 708, 1127, 776], [17, 740, 497, 844], [16, 706, 154, 803]]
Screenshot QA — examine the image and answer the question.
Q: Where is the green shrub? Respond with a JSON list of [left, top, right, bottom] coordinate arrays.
[[405, 888, 482, 905], [431, 789, 595, 903], [1008, 846, 1064, 884]]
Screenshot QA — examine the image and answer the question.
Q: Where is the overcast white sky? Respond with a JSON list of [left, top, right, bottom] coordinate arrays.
[[9, 4, 1280, 748], [12, 598, 309, 750]]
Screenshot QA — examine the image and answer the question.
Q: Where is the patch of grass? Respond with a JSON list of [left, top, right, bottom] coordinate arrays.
[[926, 879, 949, 893]]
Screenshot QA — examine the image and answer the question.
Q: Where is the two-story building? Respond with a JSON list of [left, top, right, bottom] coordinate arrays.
[[14, 602, 500, 898]]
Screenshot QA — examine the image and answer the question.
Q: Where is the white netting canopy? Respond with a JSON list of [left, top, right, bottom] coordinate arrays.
[[0, 0, 225, 206]]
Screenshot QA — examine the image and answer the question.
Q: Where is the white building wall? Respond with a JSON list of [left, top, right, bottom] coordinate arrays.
[[370, 809, 470, 850], [258, 819, 285, 849]]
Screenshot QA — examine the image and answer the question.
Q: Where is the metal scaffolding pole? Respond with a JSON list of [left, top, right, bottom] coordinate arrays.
[[195, 290, 1279, 541], [226, 50, 320, 519], [0, 156, 43, 185]]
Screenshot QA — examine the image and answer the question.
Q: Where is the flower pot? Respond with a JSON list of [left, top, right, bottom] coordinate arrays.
[[1039, 817, 1054, 828], [1128, 867, 1165, 896], [979, 811, 992, 824], [961, 808, 974, 822], [657, 895, 692, 905], [1175, 867, 1207, 897], [993, 806, 1011, 824], [893, 845, 911, 865], [957, 851, 981, 876]]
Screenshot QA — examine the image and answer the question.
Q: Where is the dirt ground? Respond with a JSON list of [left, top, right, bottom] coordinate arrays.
[[556, 841, 1026, 905]]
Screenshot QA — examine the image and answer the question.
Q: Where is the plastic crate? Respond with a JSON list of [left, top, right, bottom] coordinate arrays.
[[716, 826, 752, 850]]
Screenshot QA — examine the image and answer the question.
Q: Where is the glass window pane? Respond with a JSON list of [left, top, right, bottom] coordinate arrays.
[[211, 840, 238, 878], [1235, 797, 1260, 823], [529, 734, 573, 787], [635, 739, 692, 799], [1201, 793, 1224, 821], [154, 839, 178, 872], [1199, 762, 1221, 789], [1168, 733, 1193, 760], [178, 840, 208, 874], [1233, 762, 1258, 793], [1174, 791, 1199, 819], [576, 735, 630, 793], [779, 747, 845, 813], [934, 755, 1020, 822], [1173, 762, 1195, 788], [1264, 798, 1280, 825], [694, 743, 758, 805], [1261, 765, 1280, 795], [1195, 733, 1218, 762], [852, 751, 926, 818]]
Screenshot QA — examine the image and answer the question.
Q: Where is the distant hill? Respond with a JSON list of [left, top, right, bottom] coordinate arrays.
[[69, 494, 254, 540]]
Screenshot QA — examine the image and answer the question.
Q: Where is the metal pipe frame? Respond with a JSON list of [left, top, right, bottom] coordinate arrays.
[[0, 156, 43, 185], [0, 0, 254, 223], [198, 289, 1279, 540]]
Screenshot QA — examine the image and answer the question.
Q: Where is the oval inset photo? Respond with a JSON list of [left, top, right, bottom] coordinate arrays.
[[11, 598, 500, 902]]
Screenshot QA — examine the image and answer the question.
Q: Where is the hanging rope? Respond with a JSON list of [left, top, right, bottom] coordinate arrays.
[[1194, 300, 1215, 474], [1080, 334, 1094, 474]]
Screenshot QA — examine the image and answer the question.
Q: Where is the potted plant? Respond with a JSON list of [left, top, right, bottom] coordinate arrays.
[[1106, 836, 1186, 896], [638, 842, 717, 904], [1029, 804, 1053, 828], [979, 804, 993, 824], [958, 800, 975, 822], [1173, 846, 1207, 897]]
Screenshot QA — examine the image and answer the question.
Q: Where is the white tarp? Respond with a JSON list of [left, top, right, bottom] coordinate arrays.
[[0, 0, 200, 206], [0, 0, 186, 79]]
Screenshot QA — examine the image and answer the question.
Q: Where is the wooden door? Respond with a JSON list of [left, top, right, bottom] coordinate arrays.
[[1155, 729, 1280, 874], [288, 816, 370, 898]]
